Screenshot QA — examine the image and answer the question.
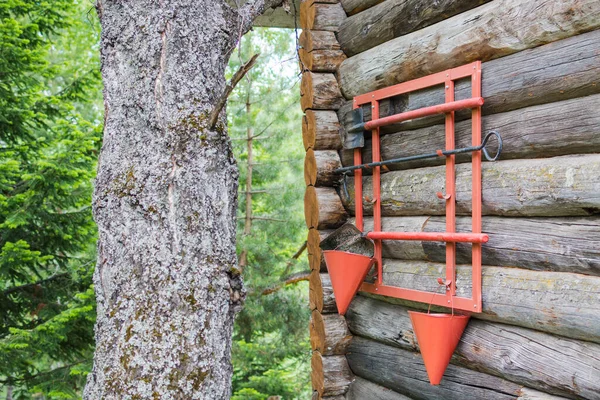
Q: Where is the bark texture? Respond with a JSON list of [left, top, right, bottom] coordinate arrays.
[[86, 1, 283, 398]]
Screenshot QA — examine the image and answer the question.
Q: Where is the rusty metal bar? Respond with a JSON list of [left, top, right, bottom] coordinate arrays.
[[365, 231, 489, 243], [348, 97, 484, 134]]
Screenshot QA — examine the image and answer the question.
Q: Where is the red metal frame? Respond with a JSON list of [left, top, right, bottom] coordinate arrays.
[[353, 62, 484, 313]]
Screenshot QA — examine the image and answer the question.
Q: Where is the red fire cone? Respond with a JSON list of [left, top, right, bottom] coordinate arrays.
[[323, 250, 375, 315], [408, 311, 470, 385]]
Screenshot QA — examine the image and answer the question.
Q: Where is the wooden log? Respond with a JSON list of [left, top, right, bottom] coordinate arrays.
[[307, 228, 324, 272], [308, 228, 336, 273], [300, 30, 341, 53], [346, 298, 600, 399], [301, 72, 344, 111], [305, 149, 342, 187], [338, 0, 600, 99], [359, 216, 600, 276], [346, 370, 568, 400], [302, 110, 342, 151], [340, 0, 383, 16], [299, 48, 347, 72], [305, 186, 347, 229], [300, 1, 346, 32], [518, 388, 569, 400], [346, 376, 414, 400], [362, 261, 600, 343], [312, 394, 344, 400], [341, 154, 600, 217], [338, 0, 489, 57], [337, 20, 600, 135], [309, 270, 337, 314], [347, 336, 523, 400], [310, 310, 352, 355], [341, 93, 600, 172], [252, 0, 300, 28], [311, 352, 353, 397]]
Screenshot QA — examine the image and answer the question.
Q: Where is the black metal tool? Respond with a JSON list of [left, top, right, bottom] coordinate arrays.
[[339, 130, 503, 197]]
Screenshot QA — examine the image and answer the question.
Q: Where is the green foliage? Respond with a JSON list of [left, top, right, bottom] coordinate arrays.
[[228, 29, 311, 399], [0, 1, 102, 398]]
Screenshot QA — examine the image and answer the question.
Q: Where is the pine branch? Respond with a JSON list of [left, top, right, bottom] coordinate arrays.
[[0, 359, 89, 385], [208, 53, 260, 130], [261, 270, 310, 295], [236, 215, 287, 222], [2, 273, 70, 297]]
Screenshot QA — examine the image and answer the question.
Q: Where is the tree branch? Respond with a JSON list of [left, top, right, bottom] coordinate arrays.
[[2, 273, 70, 297], [239, 0, 289, 34], [236, 215, 287, 222], [261, 270, 310, 295], [208, 53, 260, 130], [291, 240, 307, 259]]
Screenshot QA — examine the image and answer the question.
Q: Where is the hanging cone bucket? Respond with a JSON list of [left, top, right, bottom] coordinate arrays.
[[323, 250, 374, 315], [408, 311, 470, 385]]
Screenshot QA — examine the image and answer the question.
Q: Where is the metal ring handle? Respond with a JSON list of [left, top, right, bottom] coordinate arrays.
[[481, 130, 503, 162]]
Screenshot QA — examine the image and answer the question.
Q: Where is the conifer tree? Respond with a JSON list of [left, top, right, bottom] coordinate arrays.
[[227, 28, 311, 399], [0, 2, 102, 397]]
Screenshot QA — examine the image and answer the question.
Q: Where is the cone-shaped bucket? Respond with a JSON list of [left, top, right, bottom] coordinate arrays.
[[323, 250, 374, 315], [408, 311, 470, 385]]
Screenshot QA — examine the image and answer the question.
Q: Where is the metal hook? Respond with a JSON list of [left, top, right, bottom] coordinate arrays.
[[342, 172, 350, 199], [481, 130, 503, 162]]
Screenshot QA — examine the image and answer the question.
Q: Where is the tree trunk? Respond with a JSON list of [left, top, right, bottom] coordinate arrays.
[[86, 1, 283, 398]]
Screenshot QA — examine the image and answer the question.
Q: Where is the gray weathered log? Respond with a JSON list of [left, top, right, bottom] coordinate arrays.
[[302, 110, 342, 151], [338, 0, 600, 98], [253, 0, 300, 28], [301, 71, 344, 111], [360, 261, 600, 343], [340, 0, 383, 15], [337, 25, 600, 135], [359, 216, 600, 276], [347, 337, 523, 400], [87, 0, 288, 398], [305, 186, 347, 229], [341, 93, 600, 172], [310, 310, 352, 355], [518, 388, 569, 400], [341, 154, 600, 217], [347, 298, 600, 399], [311, 352, 353, 397], [338, 0, 490, 56], [346, 376, 414, 400]]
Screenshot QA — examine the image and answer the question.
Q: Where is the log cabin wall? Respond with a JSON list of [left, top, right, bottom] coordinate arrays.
[[300, 0, 600, 399], [299, 1, 353, 399]]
